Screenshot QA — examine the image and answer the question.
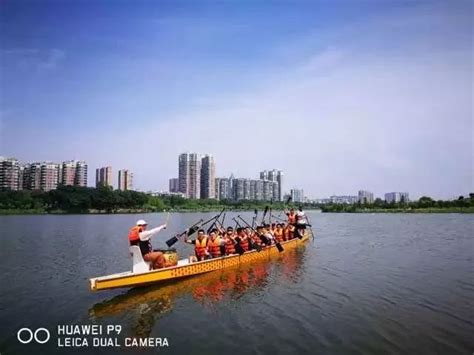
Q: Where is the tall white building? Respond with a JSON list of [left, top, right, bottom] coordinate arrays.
[[215, 177, 230, 200], [178, 153, 201, 199], [96, 166, 113, 188], [0, 157, 20, 191], [291, 188, 304, 203], [358, 190, 374, 204], [118, 169, 133, 191], [385, 192, 409, 203], [260, 169, 283, 201], [200, 154, 215, 199]]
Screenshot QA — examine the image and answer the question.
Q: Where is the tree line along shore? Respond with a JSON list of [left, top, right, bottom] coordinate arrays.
[[0, 186, 473, 215]]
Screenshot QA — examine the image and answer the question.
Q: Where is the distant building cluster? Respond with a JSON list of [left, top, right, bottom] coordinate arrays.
[[170, 153, 286, 201], [384, 192, 409, 203], [0, 157, 87, 191], [313, 190, 410, 204], [0, 156, 133, 192]]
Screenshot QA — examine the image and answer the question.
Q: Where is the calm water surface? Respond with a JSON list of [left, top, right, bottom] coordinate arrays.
[[0, 212, 473, 354]]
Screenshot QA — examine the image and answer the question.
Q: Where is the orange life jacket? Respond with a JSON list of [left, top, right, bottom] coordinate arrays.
[[288, 213, 296, 224], [195, 237, 208, 258], [208, 237, 221, 257], [285, 225, 295, 240], [128, 226, 142, 245], [225, 237, 236, 255], [274, 228, 284, 242], [238, 235, 249, 251]]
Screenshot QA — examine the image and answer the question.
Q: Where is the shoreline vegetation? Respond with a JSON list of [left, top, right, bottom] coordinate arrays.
[[0, 186, 473, 215]]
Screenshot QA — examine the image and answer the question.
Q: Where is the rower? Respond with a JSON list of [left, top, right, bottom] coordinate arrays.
[[223, 227, 237, 255], [274, 223, 284, 243], [295, 206, 308, 238], [207, 229, 223, 258], [284, 223, 295, 240], [257, 225, 272, 246], [236, 227, 249, 252], [286, 208, 297, 225], [128, 219, 167, 269], [185, 229, 209, 261]]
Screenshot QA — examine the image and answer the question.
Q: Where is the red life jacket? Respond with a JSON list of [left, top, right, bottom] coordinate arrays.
[[238, 235, 249, 251], [128, 226, 142, 245], [225, 237, 236, 255], [208, 237, 221, 257], [195, 237, 208, 258]]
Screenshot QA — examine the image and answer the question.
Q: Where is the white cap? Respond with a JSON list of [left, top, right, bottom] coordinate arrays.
[[136, 219, 147, 226]]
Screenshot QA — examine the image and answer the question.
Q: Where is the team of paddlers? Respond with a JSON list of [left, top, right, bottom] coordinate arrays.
[[128, 207, 309, 270]]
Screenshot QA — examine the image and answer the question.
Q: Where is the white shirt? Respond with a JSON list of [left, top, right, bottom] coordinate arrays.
[[139, 224, 166, 241], [296, 211, 307, 224]]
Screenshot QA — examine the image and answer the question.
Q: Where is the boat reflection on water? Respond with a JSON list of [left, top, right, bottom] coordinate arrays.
[[89, 247, 306, 337]]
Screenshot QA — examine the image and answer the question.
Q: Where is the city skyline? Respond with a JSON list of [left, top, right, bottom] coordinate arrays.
[[1, 1, 472, 200]]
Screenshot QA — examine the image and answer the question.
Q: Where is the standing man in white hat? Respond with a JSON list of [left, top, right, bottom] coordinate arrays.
[[128, 219, 167, 269]]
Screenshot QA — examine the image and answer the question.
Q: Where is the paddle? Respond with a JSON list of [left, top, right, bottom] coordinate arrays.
[[305, 212, 315, 241], [165, 219, 203, 247], [261, 206, 269, 225], [238, 215, 283, 252], [251, 209, 258, 229], [206, 208, 226, 234], [166, 211, 223, 247], [279, 195, 292, 220], [270, 213, 286, 222]]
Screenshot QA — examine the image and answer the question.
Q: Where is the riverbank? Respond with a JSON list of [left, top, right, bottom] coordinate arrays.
[[0, 206, 314, 215], [323, 207, 474, 213], [2, 207, 473, 215]]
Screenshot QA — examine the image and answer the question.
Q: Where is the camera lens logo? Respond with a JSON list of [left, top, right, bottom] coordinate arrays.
[[17, 328, 50, 344]]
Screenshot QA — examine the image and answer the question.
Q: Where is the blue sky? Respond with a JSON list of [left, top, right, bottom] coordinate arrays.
[[0, 0, 472, 199]]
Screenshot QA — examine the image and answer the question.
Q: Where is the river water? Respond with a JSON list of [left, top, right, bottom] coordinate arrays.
[[0, 212, 472, 354]]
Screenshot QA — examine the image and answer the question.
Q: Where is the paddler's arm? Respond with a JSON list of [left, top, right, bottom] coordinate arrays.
[[139, 224, 167, 241]]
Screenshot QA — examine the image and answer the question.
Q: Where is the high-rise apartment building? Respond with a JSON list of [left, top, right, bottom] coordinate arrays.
[[60, 160, 87, 187], [178, 153, 201, 199], [23, 163, 41, 190], [291, 188, 304, 203], [118, 169, 133, 191], [0, 157, 20, 191], [96, 166, 113, 188], [74, 161, 88, 187], [169, 178, 179, 193], [358, 190, 374, 204], [233, 178, 245, 200], [215, 178, 230, 200], [200, 155, 215, 199], [255, 179, 264, 201], [40, 162, 59, 191], [260, 169, 283, 201], [385, 192, 409, 203]]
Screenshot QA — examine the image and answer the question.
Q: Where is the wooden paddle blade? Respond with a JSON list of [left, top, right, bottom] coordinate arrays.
[[275, 242, 284, 252], [166, 236, 178, 247], [235, 243, 245, 255]]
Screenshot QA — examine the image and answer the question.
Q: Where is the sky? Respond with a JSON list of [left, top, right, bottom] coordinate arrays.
[[0, 0, 472, 200]]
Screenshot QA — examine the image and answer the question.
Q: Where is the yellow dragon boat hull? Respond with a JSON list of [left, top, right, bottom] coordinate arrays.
[[90, 233, 309, 291]]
